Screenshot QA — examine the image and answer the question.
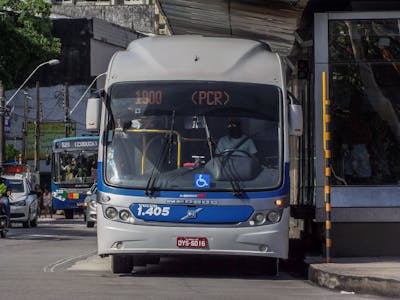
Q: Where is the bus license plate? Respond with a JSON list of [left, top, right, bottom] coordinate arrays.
[[176, 237, 208, 249]]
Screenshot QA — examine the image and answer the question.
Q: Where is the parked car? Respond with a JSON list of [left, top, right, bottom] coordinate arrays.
[[4, 174, 39, 228], [83, 183, 97, 228]]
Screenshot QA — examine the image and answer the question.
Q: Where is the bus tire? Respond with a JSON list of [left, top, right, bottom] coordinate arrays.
[[262, 257, 279, 276], [146, 255, 160, 265], [111, 255, 133, 274], [64, 210, 74, 219], [245, 257, 278, 276], [86, 221, 95, 228], [133, 255, 146, 266]]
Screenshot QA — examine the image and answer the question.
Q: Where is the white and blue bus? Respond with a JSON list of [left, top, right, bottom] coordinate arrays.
[[86, 36, 302, 274], [51, 136, 99, 219]]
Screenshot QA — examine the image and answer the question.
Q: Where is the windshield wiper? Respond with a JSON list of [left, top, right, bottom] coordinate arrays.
[[145, 111, 176, 196], [202, 115, 214, 164], [220, 155, 243, 197]]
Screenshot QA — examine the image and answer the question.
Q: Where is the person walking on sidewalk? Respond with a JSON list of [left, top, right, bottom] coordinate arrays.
[[34, 184, 43, 218], [42, 186, 52, 219]]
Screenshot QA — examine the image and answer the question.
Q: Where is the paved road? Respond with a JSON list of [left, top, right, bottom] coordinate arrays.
[[0, 218, 387, 300]]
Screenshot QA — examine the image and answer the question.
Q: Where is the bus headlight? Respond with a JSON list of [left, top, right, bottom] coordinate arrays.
[[99, 195, 111, 204], [252, 212, 265, 225], [267, 210, 281, 223], [105, 207, 118, 219], [89, 199, 97, 208], [119, 210, 131, 222]]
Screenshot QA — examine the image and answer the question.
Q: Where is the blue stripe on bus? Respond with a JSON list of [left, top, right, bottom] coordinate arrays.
[[97, 162, 290, 199], [131, 203, 254, 223], [52, 198, 84, 210]]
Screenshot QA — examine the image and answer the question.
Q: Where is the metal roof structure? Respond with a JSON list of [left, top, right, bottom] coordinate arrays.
[[157, 0, 309, 56]]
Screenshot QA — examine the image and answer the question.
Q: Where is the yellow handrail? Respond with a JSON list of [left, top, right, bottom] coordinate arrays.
[[120, 129, 182, 172]]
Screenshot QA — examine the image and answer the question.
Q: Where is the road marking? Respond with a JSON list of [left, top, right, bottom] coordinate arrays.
[[7, 234, 75, 240], [43, 250, 97, 273], [38, 223, 87, 227]]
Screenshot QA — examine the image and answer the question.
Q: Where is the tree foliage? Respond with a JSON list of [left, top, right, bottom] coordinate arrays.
[[5, 144, 21, 162], [0, 0, 61, 89]]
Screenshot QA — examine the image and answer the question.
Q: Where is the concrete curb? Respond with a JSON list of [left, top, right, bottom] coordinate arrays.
[[308, 264, 400, 298]]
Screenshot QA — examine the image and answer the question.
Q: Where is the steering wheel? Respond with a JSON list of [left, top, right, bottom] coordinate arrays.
[[216, 149, 253, 158]]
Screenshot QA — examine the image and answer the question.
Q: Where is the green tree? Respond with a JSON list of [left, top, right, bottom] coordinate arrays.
[[5, 144, 21, 162], [0, 0, 61, 89]]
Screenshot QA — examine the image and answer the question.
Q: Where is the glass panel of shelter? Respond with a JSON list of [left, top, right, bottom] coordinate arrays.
[[328, 18, 400, 186]]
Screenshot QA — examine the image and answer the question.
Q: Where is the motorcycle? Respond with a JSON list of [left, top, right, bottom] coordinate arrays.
[[0, 196, 10, 238]]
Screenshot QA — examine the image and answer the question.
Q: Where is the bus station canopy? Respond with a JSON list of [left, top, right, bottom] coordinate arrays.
[[157, 0, 309, 56], [157, 0, 392, 57]]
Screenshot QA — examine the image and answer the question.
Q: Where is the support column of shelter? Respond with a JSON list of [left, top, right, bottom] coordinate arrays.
[[322, 72, 332, 263]]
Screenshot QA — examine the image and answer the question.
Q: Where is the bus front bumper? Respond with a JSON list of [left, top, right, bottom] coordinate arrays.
[[97, 209, 289, 259]]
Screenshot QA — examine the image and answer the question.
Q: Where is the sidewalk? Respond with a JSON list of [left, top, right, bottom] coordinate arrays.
[[306, 256, 400, 298]]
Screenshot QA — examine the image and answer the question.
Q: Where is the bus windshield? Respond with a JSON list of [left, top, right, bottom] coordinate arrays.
[[53, 150, 98, 185], [106, 81, 282, 192]]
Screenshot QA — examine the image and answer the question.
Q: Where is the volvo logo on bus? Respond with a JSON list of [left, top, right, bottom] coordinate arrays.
[[181, 208, 203, 220], [191, 90, 230, 106]]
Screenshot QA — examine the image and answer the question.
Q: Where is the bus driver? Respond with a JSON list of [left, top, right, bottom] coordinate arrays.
[[215, 119, 258, 158]]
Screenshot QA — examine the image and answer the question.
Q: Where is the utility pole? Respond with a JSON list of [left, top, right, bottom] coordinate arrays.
[[22, 88, 29, 162], [0, 81, 5, 168], [34, 81, 40, 172], [64, 82, 71, 137]]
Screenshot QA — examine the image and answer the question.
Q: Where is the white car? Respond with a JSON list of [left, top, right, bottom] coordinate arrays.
[[83, 183, 97, 228], [4, 174, 39, 228]]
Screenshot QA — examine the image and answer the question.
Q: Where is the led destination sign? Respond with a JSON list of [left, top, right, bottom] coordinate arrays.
[[55, 140, 98, 150]]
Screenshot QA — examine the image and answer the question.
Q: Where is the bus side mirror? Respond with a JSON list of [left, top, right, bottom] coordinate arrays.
[[86, 97, 101, 131], [288, 92, 303, 136]]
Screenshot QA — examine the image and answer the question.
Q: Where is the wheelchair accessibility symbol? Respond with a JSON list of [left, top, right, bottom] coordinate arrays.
[[194, 174, 210, 189]]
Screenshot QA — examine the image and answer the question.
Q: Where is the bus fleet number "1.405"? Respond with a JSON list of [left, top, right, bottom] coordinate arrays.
[[137, 205, 170, 217]]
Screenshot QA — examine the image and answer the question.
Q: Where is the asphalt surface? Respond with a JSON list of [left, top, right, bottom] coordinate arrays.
[[0, 216, 393, 299]]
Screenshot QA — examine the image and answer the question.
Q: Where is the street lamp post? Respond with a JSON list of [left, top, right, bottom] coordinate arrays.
[[5, 59, 60, 107], [0, 59, 60, 169], [69, 72, 106, 116]]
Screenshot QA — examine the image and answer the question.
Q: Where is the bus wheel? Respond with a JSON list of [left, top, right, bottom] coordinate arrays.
[[245, 257, 278, 276], [111, 255, 133, 274], [146, 255, 160, 265], [64, 210, 74, 219], [86, 221, 95, 228], [262, 258, 279, 276]]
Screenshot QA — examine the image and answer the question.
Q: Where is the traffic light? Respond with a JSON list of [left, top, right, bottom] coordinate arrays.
[[297, 60, 309, 80]]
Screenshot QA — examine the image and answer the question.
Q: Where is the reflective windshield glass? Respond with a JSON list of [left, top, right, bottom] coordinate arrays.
[[106, 81, 282, 192], [54, 151, 97, 184], [6, 179, 24, 193]]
